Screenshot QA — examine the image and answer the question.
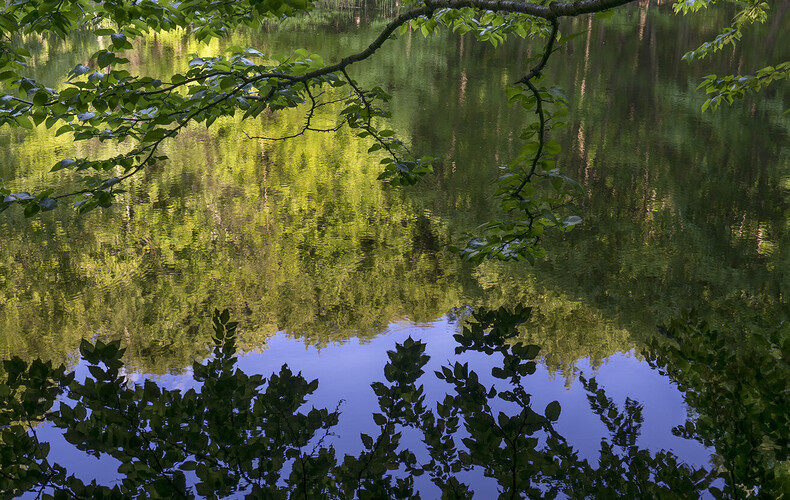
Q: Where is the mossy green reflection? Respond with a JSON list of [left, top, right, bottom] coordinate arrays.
[[1, 107, 472, 371], [1, 3, 788, 374]]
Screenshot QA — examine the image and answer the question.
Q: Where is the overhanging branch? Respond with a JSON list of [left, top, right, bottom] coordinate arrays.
[[3, 0, 640, 213], [295, 0, 639, 84]]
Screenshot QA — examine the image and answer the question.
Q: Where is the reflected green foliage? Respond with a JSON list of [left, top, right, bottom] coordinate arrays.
[[0, 1, 787, 379], [473, 5, 790, 348], [0, 102, 471, 371], [0, 19, 612, 374], [468, 267, 635, 378], [0, 307, 727, 498], [0, 0, 597, 242], [645, 312, 790, 497], [1, 0, 782, 266]]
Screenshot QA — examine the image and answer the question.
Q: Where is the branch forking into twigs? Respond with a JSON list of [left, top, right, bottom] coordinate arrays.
[[243, 84, 349, 141], [2, 0, 635, 217]]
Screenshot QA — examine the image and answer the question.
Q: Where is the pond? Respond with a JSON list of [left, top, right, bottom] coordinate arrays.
[[1, 1, 789, 497]]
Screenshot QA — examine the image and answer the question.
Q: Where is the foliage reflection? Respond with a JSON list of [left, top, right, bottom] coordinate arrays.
[[3, 306, 787, 498], [1, 4, 788, 376]]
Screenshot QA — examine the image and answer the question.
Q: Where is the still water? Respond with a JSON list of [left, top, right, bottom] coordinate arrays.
[[1, 0, 789, 496]]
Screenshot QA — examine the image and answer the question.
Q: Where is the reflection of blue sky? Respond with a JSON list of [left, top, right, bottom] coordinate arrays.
[[31, 316, 712, 497], [249, 318, 713, 496]]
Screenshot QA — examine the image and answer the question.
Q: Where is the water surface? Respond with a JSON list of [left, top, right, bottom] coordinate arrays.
[[1, 1, 789, 494]]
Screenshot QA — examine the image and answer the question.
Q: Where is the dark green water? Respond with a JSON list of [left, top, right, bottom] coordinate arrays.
[[1, 2, 789, 496]]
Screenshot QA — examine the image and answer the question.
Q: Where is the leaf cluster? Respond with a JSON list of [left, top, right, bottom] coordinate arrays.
[[404, 8, 551, 48], [698, 62, 790, 113], [645, 312, 790, 497], [459, 81, 582, 264], [0, 306, 728, 498]]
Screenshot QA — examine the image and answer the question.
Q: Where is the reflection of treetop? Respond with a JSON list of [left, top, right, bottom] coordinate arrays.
[[1, 0, 787, 368], [0, 307, 738, 498], [2, 0, 782, 245]]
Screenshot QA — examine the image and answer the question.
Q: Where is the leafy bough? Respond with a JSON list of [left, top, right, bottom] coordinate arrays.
[[0, 0, 634, 261], [1, 0, 781, 261]]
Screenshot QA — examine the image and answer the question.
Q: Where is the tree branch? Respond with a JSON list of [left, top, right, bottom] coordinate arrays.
[[516, 18, 559, 84], [9, 0, 638, 211]]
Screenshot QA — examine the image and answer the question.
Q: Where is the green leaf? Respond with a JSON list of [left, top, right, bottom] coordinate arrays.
[[561, 215, 583, 227], [97, 51, 115, 68], [545, 401, 561, 422], [33, 90, 49, 106], [14, 115, 33, 129], [52, 159, 76, 172], [110, 33, 127, 49], [24, 202, 41, 217], [69, 64, 91, 78], [55, 125, 72, 137], [39, 197, 57, 211], [100, 177, 120, 189]]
